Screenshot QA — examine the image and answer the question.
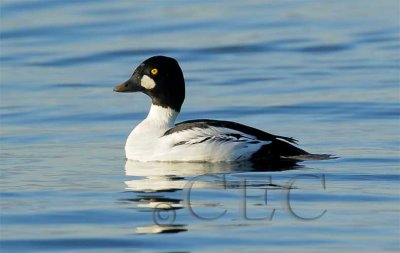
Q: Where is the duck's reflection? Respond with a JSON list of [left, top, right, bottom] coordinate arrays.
[[122, 160, 302, 234]]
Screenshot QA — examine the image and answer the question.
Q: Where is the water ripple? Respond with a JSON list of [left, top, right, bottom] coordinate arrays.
[[1, 238, 153, 252], [25, 39, 354, 67]]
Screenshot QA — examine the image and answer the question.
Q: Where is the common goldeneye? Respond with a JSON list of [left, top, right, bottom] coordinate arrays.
[[114, 56, 328, 163]]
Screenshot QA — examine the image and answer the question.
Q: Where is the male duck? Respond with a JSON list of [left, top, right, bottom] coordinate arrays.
[[114, 56, 327, 163]]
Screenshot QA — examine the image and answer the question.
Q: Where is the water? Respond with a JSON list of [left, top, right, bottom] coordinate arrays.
[[1, 0, 399, 252]]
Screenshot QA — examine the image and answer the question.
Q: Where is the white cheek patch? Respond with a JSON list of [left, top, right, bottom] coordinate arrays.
[[141, 75, 156, 90]]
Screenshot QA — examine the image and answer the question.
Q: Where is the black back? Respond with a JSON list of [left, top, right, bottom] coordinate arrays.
[[165, 119, 297, 143], [164, 119, 309, 160]]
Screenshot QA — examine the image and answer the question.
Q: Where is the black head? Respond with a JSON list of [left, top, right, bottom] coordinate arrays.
[[114, 56, 185, 112]]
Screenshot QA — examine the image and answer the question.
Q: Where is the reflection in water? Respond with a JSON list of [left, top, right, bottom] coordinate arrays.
[[122, 160, 303, 234]]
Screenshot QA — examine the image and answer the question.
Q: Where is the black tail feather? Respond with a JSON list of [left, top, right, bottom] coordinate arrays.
[[251, 139, 335, 162]]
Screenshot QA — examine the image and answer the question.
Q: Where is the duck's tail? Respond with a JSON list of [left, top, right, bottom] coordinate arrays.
[[252, 138, 336, 162]]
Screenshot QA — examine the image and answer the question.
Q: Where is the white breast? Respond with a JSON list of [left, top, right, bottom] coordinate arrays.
[[125, 105, 177, 161]]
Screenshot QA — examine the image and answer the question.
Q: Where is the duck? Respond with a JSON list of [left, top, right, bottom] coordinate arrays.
[[114, 55, 328, 163]]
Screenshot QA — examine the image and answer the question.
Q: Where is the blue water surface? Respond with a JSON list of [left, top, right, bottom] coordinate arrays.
[[1, 0, 399, 252]]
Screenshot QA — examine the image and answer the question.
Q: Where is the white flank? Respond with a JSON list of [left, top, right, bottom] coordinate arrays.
[[125, 105, 270, 162], [159, 127, 270, 162], [140, 75, 156, 89]]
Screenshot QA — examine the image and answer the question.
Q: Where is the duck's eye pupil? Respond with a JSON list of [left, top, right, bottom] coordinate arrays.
[[151, 68, 158, 75], [125, 84, 128, 87]]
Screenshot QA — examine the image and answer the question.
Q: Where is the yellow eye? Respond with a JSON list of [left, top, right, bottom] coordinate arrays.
[[151, 68, 158, 75]]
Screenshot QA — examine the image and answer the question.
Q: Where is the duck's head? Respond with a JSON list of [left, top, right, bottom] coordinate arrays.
[[114, 56, 185, 112]]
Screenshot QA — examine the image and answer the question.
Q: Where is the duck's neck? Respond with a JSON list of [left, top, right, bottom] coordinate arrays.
[[142, 104, 179, 129]]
